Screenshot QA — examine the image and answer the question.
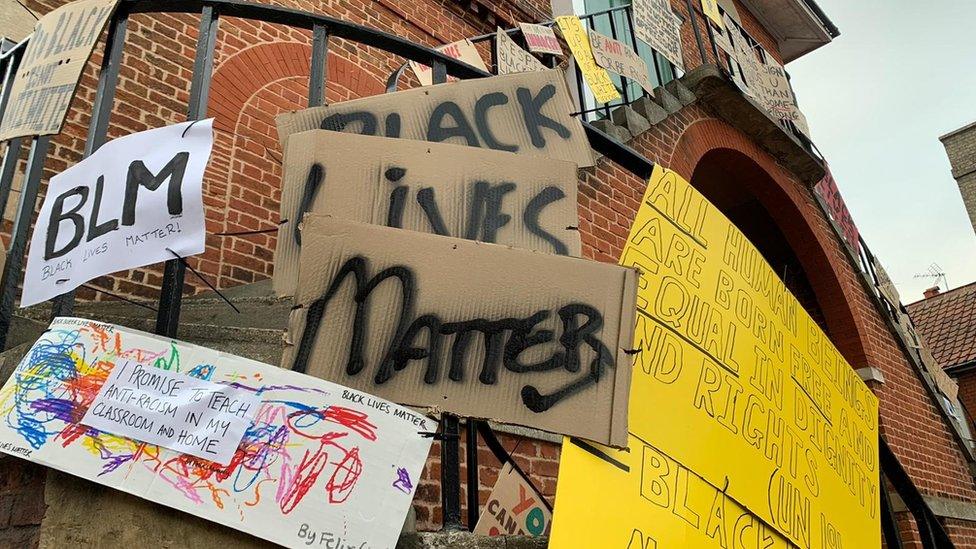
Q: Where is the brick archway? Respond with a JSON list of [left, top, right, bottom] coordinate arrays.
[[671, 119, 871, 368]]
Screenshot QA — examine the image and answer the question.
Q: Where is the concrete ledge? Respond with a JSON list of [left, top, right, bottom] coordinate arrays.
[[891, 492, 976, 523], [681, 64, 826, 185], [856, 367, 886, 385], [397, 532, 547, 549]]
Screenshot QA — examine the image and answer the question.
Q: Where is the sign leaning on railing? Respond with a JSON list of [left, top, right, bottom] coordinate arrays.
[[495, 28, 546, 75], [588, 29, 656, 96], [0, 317, 433, 549], [632, 0, 683, 71], [0, 0, 119, 141], [21, 119, 213, 307], [550, 166, 881, 549], [276, 70, 595, 167], [519, 22, 563, 56], [554, 16, 620, 104]]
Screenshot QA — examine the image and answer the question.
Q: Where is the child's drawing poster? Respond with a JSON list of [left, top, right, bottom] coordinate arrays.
[[0, 317, 434, 549]]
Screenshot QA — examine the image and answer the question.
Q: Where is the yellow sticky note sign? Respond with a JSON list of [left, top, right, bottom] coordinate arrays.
[[702, 0, 724, 29], [550, 165, 881, 549], [555, 16, 620, 104]]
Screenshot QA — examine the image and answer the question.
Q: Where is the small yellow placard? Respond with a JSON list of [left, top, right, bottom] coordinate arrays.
[[555, 16, 621, 104], [550, 165, 880, 549], [702, 0, 725, 29]]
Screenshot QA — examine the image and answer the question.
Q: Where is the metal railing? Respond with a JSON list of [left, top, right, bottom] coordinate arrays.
[[0, 1, 955, 546]]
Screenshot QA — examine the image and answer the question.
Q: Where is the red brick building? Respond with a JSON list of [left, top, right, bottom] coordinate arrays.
[[1, 0, 975, 546]]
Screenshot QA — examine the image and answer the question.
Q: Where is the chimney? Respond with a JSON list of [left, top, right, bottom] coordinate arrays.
[[924, 286, 941, 299]]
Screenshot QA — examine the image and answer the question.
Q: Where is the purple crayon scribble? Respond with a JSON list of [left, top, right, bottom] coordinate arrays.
[[393, 467, 413, 494]]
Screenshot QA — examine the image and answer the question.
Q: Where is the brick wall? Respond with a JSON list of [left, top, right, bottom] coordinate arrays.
[[941, 121, 976, 236]]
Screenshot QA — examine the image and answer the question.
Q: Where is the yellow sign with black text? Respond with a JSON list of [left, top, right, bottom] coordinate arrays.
[[555, 16, 621, 104], [550, 166, 880, 549]]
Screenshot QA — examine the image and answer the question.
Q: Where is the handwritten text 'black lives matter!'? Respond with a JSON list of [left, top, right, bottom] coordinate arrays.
[[81, 359, 262, 465], [21, 119, 213, 307]]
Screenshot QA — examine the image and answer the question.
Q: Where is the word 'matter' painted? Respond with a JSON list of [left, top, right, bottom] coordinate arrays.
[[276, 71, 594, 167], [285, 216, 637, 447]]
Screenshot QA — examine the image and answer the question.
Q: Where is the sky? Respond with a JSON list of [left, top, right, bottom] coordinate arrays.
[[787, 0, 976, 303]]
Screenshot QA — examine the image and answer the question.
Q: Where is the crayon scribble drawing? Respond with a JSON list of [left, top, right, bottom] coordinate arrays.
[[0, 318, 433, 549]]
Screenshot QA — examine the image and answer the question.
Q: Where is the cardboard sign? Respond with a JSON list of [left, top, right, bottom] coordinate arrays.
[[474, 462, 551, 537], [588, 29, 655, 97], [550, 166, 881, 549], [0, 0, 119, 141], [284, 216, 638, 447], [728, 21, 760, 92], [21, 119, 212, 307], [409, 38, 489, 87], [0, 317, 433, 549], [755, 61, 799, 119], [519, 23, 562, 55], [495, 29, 546, 75], [813, 168, 861, 255], [276, 70, 595, 167], [555, 16, 620, 104], [274, 130, 581, 297], [81, 360, 262, 465], [701, 0, 724, 28], [631, 0, 684, 70]]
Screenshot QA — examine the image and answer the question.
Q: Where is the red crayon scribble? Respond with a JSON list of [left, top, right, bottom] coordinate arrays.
[[326, 447, 362, 503]]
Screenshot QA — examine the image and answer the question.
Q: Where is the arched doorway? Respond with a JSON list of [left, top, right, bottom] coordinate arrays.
[[689, 146, 869, 367]]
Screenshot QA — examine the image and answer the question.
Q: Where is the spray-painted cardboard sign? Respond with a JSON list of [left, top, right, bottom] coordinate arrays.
[[0, 0, 119, 141], [21, 119, 213, 307], [275, 130, 581, 297], [474, 462, 552, 537], [0, 317, 433, 549], [284, 216, 637, 447], [276, 70, 595, 167]]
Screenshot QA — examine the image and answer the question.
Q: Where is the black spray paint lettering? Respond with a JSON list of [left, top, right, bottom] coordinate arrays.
[[318, 84, 571, 152], [294, 164, 569, 255], [44, 152, 190, 260], [291, 256, 615, 413]]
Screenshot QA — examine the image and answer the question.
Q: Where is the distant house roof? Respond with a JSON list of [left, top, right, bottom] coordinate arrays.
[[908, 282, 976, 373]]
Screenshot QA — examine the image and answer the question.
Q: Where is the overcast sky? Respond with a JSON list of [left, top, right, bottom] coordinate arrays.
[[787, 0, 976, 303]]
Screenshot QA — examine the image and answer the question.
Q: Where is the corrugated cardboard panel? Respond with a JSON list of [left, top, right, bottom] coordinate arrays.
[[275, 70, 595, 167], [274, 130, 581, 297], [284, 216, 637, 447]]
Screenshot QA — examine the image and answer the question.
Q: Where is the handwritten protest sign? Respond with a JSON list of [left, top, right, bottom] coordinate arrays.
[[0, 317, 433, 549], [632, 0, 684, 70], [495, 29, 546, 75], [550, 166, 881, 549], [82, 360, 261, 464], [277, 70, 595, 167], [474, 462, 551, 537], [701, 0, 724, 28], [21, 119, 212, 307], [519, 23, 562, 55], [588, 29, 655, 96], [728, 19, 761, 92], [285, 216, 638, 447], [0, 0, 119, 141], [813, 167, 860, 255], [555, 16, 620, 104], [274, 130, 580, 296], [409, 38, 488, 86]]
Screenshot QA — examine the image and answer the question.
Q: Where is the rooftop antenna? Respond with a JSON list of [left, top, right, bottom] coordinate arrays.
[[913, 262, 948, 291]]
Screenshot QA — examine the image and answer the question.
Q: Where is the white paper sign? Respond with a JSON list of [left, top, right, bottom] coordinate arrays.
[[21, 120, 213, 307], [82, 359, 261, 465], [0, 317, 434, 549], [632, 0, 684, 70]]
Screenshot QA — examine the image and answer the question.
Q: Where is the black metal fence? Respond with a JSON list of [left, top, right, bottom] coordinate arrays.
[[0, 1, 954, 546]]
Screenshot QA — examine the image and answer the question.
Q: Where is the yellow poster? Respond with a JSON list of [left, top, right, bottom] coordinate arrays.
[[550, 166, 880, 549], [702, 0, 725, 29], [555, 16, 621, 104]]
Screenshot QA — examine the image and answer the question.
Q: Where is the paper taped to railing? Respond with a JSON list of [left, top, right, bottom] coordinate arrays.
[[284, 216, 638, 447], [0, 317, 433, 549], [81, 360, 262, 465], [409, 38, 489, 86], [495, 29, 546, 75], [275, 130, 580, 297], [555, 16, 620, 104], [0, 0, 119, 141], [276, 70, 595, 167], [519, 23, 562, 55], [21, 119, 213, 307]]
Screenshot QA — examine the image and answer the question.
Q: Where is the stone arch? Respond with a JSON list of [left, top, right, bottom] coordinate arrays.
[[672, 118, 870, 368]]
